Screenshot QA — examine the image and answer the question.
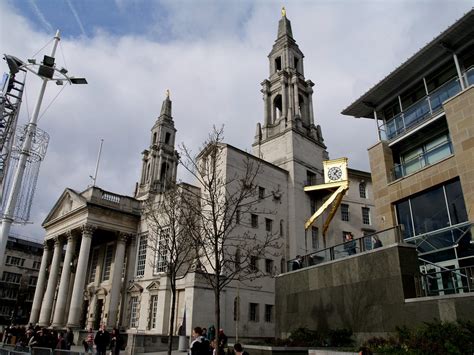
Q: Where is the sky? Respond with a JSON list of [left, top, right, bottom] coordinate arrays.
[[1, 0, 472, 241]]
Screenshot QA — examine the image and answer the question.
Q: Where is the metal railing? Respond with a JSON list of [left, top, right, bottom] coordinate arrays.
[[414, 264, 474, 297], [392, 139, 453, 180], [382, 75, 462, 141], [287, 225, 403, 271], [465, 66, 474, 86]]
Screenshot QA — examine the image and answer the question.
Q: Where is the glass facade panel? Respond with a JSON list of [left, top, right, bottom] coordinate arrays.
[[396, 200, 413, 238], [445, 180, 468, 224], [410, 185, 449, 235]]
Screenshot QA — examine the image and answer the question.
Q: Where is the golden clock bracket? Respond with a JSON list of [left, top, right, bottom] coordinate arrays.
[[304, 180, 349, 236]]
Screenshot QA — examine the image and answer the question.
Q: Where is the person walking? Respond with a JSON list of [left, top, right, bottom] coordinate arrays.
[[109, 328, 123, 355], [94, 324, 110, 355]]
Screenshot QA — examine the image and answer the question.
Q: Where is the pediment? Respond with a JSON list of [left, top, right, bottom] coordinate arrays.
[[42, 188, 87, 225], [128, 282, 144, 293], [146, 281, 160, 291]]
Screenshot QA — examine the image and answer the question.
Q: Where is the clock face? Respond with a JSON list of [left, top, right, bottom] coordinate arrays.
[[328, 167, 343, 181]]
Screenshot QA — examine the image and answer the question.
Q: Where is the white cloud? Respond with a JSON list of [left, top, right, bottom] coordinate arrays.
[[1, 0, 471, 240]]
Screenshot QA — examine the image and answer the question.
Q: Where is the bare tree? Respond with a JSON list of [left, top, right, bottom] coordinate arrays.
[[144, 182, 197, 355], [180, 127, 281, 345]]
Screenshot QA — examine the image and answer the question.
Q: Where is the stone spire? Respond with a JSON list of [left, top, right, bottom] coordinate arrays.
[[135, 91, 179, 199], [277, 7, 293, 39]]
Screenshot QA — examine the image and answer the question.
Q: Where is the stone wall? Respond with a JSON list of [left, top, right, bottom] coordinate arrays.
[[275, 244, 474, 341]]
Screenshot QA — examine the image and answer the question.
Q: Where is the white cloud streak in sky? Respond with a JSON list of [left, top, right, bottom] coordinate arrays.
[[28, 0, 53, 33], [65, 0, 87, 37]]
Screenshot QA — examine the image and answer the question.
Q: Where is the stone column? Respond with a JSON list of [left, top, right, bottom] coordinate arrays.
[[38, 237, 63, 326], [67, 224, 95, 328], [287, 77, 294, 119], [308, 87, 315, 125], [107, 233, 128, 328], [52, 232, 76, 327], [29, 241, 51, 325], [293, 81, 299, 116], [262, 85, 270, 126]]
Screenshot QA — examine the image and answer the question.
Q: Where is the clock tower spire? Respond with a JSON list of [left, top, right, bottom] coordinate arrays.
[[136, 91, 179, 199]]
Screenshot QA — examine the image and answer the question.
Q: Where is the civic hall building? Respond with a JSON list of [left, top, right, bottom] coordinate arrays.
[[28, 11, 374, 350]]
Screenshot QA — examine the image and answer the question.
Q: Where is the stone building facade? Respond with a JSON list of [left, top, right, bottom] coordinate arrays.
[[29, 12, 374, 344], [0, 235, 43, 326], [342, 10, 474, 277]]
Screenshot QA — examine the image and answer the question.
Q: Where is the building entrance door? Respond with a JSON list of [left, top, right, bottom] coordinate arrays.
[[422, 260, 463, 296], [94, 299, 103, 329]]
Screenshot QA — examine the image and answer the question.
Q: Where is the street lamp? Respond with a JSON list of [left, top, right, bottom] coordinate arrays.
[[0, 30, 87, 266]]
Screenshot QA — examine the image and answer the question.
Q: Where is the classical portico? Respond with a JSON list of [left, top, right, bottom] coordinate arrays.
[[30, 187, 140, 329]]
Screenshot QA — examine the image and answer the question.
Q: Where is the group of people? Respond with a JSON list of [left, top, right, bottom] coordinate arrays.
[[190, 327, 248, 355], [82, 324, 124, 355], [1, 323, 74, 350]]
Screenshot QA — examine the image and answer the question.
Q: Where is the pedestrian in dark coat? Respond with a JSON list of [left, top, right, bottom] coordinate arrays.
[[94, 324, 110, 355], [109, 328, 123, 355]]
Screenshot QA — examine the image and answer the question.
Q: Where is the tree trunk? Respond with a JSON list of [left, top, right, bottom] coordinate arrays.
[[215, 274, 221, 350], [168, 285, 177, 355]]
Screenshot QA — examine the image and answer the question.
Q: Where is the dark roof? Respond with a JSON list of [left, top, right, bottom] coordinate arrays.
[[342, 8, 474, 119]]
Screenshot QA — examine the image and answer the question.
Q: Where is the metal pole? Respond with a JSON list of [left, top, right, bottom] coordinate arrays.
[[0, 30, 60, 266], [92, 138, 104, 186], [453, 53, 466, 90]]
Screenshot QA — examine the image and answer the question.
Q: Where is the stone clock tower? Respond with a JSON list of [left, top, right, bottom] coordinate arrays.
[[136, 93, 179, 199], [252, 9, 329, 256]]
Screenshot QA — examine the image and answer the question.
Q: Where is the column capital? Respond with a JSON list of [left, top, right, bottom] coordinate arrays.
[[43, 240, 51, 250], [53, 237, 62, 247], [82, 224, 97, 237], [117, 232, 132, 244]]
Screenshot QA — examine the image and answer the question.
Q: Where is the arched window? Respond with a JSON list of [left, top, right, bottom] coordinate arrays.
[[359, 182, 367, 198], [146, 163, 151, 182], [273, 95, 282, 122], [160, 162, 169, 181], [153, 132, 157, 144], [165, 132, 171, 144]]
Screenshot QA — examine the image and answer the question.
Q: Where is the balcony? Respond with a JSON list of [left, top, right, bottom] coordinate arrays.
[[382, 74, 464, 141], [392, 139, 453, 180]]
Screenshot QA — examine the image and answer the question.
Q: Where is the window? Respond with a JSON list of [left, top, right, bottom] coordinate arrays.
[[130, 297, 139, 328], [259, 186, 265, 199], [29, 276, 38, 286], [310, 198, 316, 214], [311, 227, 319, 251], [153, 132, 157, 144], [341, 204, 349, 221], [362, 207, 371, 225], [359, 182, 367, 198], [2, 272, 21, 284], [154, 228, 169, 274], [101, 244, 114, 281], [265, 259, 274, 274], [233, 297, 240, 321], [265, 304, 273, 322], [149, 295, 158, 329], [294, 57, 299, 71], [251, 214, 258, 228], [1, 288, 18, 299], [275, 57, 282, 71], [280, 220, 284, 236], [165, 132, 171, 144], [306, 170, 316, 186], [32, 261, 41, 270], [265, 218, 273, 232], [236, 209, 240, 224], [249, 303, 259, 322], [6, 256, 25, 267], [89, 248, 99, 283], [250, 256, 258, 272], [136, 234, 148, 277]]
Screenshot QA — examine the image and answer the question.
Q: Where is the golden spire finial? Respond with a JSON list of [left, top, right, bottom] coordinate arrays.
[[166, 89, 170, 98], [281, 6, 286, 17]]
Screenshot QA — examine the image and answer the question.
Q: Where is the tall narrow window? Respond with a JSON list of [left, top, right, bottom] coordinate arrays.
[[275, 57, 282, 71], [130, 297, 139, 328], [341, 204, 349, 221], [359, 182, 367, 198], [165, 132, 171, 144], [153, 132, 157, 144], [251, 214, 258, 228], [136, 234, 148, 277], [259, 186, 265, 199], [280, 220, 284, 236], [310, 198, 316, 215], [89, 248, 99, 283], [265, 218, 273, 232], [311, 227, 319, 251], [149, 295, 158, 329], [265, 259, 274, 274], [265, 304, 274, 322], [249, 303, 259, 322], [250, 256, 258, 272], [101, 244, 114, 281], [154, 228, 169, 273], [362, 207, 371, 225]]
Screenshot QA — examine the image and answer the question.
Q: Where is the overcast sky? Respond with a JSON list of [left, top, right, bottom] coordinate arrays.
[[1, 0, 471, 241]]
